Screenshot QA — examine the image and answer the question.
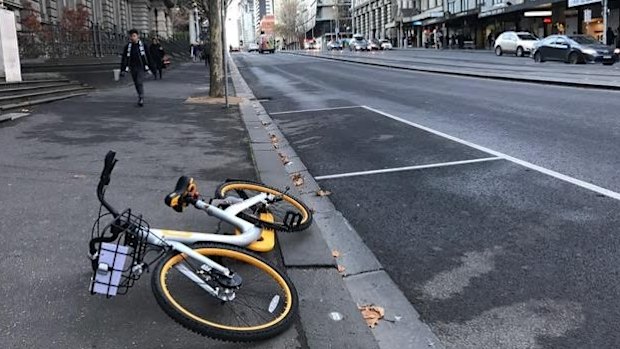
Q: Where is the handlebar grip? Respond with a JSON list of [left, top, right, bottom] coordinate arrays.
[[101, 151, 117, 185]]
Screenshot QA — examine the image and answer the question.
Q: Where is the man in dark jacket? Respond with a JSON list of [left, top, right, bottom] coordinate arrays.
[[149, 38, 165, 80], [120, 29, 153, 107]]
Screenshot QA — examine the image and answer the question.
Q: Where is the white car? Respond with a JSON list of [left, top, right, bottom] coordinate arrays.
[[380, 39, 393, 50], [494, 31, 539, 57], [248, 43, 259, 52]]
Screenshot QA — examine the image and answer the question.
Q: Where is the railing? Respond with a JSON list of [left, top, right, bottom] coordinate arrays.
[[17, 23, 127, 60]]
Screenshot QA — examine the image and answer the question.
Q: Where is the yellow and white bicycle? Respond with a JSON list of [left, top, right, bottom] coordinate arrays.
[[88, 151, 312, 342]]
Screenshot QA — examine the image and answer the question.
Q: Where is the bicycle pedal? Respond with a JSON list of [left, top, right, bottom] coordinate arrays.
[[235, 213, 275, 252], [283, 211, 302, 230]]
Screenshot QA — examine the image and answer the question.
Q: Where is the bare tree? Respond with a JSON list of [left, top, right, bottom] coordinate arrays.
[[275, 0, 303, 49], [177, 0, 224, 97], [205, 0, 224, 97]]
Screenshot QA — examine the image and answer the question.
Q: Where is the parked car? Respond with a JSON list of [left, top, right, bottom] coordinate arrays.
[[349, 35, 368, 51], [532, 35, 617, 65], [380, 39, 393, 50], [367, 39, 381, 50], [494, 31, 539, 57], [327, 40, 343, 51], [247, 43, 259, 52]]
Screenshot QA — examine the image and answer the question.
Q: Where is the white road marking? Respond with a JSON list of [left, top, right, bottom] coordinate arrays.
[[362, 105, 620, 201], [269, 105, 361, 115], [315, 157, 502, 180]]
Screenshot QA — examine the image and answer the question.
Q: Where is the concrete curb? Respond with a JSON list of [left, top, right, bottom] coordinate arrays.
[[229, 55, 445, 349], [284, 51, 620, 91]]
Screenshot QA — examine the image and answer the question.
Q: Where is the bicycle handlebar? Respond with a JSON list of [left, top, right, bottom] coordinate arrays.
[[97, 151, 120, 218]]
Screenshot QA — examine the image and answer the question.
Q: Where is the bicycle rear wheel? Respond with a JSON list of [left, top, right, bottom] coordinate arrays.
[[151, 243, 297, 342], [215, 180, 312, 232]]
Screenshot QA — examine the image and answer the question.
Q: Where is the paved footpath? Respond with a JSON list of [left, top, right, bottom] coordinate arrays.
[[0, 62, 378, 348]]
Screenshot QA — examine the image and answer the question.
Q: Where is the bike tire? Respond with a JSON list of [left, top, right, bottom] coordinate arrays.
[[214, 180, 313, 232], [151, 242, 298, 342]]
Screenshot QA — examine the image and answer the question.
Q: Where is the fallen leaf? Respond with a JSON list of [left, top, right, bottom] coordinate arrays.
[[269, 134, 278, 144], [20, 108, 30, 112], [332, 250, 341, 258], [337, 264, 346, 273], [291, 173, 304, 186], [278, 152, 290, 165], [261, 121, 271, 126], [316, 189, 332, 197], [358, 305, 385, 328]]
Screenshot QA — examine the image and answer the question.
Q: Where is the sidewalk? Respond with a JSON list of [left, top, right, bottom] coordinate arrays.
[[0, 62, 379, 348]]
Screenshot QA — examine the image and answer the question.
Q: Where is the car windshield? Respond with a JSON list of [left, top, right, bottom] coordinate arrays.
[[568, 35, 600, 45], [380, 39, 389, 43], [517, 34, 537, 40]]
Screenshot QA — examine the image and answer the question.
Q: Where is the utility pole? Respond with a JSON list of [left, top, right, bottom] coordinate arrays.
[[222, 0, 229, 108]]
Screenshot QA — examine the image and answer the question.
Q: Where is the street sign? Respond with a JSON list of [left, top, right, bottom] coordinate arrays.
[[584, 8, 592, 23]]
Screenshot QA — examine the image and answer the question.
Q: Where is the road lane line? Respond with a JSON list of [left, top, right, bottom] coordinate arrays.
[[315, 157, 502, 180], [362, 105, 620, 201], [269, 105, 361, 115]]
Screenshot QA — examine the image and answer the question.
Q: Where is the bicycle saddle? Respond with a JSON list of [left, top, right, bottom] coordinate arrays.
[[165, 176, 197, 212]]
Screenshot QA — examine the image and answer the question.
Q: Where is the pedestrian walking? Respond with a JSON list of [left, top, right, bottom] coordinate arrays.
[[435, 28, 443, 49], [149, 38, 165, 80], [120, 29, 154, 107], [606, 27, 615, 46], [487, 32, 494, 49]]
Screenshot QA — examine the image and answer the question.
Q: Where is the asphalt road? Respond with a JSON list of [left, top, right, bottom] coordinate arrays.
[[312, 48, 620, 78], [234, 52, 620, 348]]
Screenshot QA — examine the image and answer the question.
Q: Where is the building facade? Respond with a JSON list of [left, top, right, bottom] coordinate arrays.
[[3, 0, 175, 38], [352, 0, 620, 48]]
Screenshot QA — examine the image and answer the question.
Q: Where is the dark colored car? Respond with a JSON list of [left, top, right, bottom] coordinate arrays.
[[532, 35, 617, 65]]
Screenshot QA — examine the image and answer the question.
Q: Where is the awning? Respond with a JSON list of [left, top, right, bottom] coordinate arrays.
[[411, 8, 444, 22], [479, 0, 564, 18]]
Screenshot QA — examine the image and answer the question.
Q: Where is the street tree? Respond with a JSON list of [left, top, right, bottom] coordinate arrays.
[[275, 0, 303, 49], [178, 0, 225, 97]]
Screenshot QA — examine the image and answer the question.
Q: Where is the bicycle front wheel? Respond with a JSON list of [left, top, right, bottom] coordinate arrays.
[[215, 180, 312, 232], [151, 243, 297, 342]]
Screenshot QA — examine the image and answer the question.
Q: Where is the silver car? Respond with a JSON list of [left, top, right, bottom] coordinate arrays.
[[349, 36, 368, 51], [495, 31, 539, 57]]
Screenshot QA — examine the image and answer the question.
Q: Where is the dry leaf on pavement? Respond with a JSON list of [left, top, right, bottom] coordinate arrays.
[[358, 305, 385, 328], [291, 173, 304, 186], [332, 250, 341, 258], [278, 152, 290, 165], [316, 189, 332, 197], [269, 134, 278, 144], [337, 264, 346, 273]]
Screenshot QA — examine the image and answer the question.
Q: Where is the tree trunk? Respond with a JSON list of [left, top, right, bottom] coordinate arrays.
[[208, 0, 224, 97]]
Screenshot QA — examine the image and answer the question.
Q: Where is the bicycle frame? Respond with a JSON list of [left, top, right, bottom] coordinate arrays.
[[139, 192, 272, 299], [95, 151, 275, 300]]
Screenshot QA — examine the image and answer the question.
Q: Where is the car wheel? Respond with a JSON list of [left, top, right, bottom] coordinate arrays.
[[568, 52, 581, 64], [495, 46, 503, 56], [534, 51, 544, 63], [516, 46, 524, 57]]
